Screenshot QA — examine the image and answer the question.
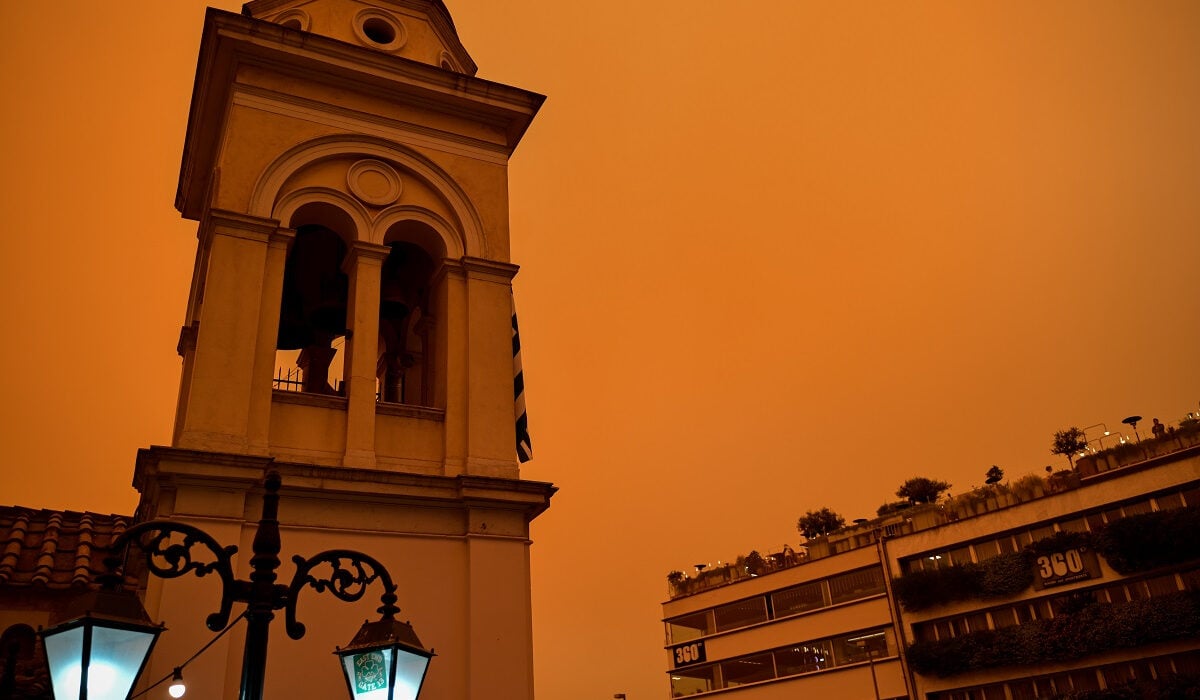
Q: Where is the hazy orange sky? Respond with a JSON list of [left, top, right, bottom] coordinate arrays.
[[1, 2, 1198, 698]]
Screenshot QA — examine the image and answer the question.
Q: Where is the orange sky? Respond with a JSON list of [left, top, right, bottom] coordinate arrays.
[[1, 2, 1199, 698]]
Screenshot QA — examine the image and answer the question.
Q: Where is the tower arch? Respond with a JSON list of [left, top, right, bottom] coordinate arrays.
[[249, 135, 484, 258]]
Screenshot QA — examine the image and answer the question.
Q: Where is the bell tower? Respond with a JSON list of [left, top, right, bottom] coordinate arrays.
[[133, 2, 554, 698]]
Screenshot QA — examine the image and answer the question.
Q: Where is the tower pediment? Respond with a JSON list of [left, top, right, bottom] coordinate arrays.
[[243, 0, 476, 74]]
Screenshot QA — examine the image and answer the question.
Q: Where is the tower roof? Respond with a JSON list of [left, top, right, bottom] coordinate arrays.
[[242, 0, 476, 74]]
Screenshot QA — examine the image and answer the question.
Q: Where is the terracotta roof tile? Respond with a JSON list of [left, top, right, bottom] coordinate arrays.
[[0, 507, 135, 590]]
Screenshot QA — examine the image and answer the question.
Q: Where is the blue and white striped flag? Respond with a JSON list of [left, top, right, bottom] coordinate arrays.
[[512, 294, 532, 462]]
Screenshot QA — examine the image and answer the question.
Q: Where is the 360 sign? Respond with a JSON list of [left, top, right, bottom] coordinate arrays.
[[1033, 546, 1099, 589], [671, 640, 707, 668]]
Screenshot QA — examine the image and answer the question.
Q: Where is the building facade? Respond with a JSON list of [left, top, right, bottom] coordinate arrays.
[[662, 434, 1200, 699]]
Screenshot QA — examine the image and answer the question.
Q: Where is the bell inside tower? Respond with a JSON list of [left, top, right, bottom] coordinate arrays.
[[379, 222, 438, 407], [275, 204, 354, 395]]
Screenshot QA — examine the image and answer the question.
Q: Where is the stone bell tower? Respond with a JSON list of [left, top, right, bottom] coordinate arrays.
[[131, 2, 554, 698]]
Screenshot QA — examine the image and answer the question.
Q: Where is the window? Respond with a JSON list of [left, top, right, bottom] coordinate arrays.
[[1146, 574, 1180, 597], [947, 546, 973, 566], [990, 608, 1018, 628], [974, 540, 1001, 561], [834, 630, 890, 665], [1123, 500, 1153, 516], [720, 654, 775, 687], [996, 536, 1018, 554], [828, 567, 885, 604], [1155, 492, 1185, 510], [670, 665, 717, 697], [667, 611, 712, 643], [713, 598, 767, 633], [774, 640, 832, 676], [1058, 517, 1088, 533], [772, 581, 825, 617], [1030, 525, 1055, 542]]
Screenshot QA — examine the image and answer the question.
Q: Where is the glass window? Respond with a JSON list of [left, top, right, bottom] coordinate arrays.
[[1069, 669, 1100, 691], [1146, 574, 1180, 597], [774, 640, 832, 676], [947, 546, 973, 566], [1106, 585, 1129, 604], [1126, 581, 1149, 601], [1123, 500, 1153, 516], [1103, 664, 1134, 688], [828, 567, 885, 604], [671, 664, 717, 697], [980, 684, 1006, 700], [966, 613, 989, 633], [996, 536, 1017, 554], [914, 623, 937, 643], [667, 611, 713, 643], [1086, 512, 1107, 531], [1155, 492, 1185, 510], [935, 620, 954, 640], [1009, 680, 1038, 700], [713, 598, 768, 633], [1034, 677, 1056, 697], [1172, 649, 1200, 675], [833, 630, 889, 665], [1183, 487, 1200, 508], [772, 581, 826, 617], [720, 654, 775, 687], [1131, 660, 1154, 680], [1102, 507, 1123, 524], [1014, 531, 1033, 548], [974, 540, 1001, 561], [1033, 599, 1053, 619], [991, 608, 1018, 628], [1015, 604, 1035, 624], [1030, 525, 1055, 542], [1181, 568, 1200, 591], [1058, 517, 1088, 533]]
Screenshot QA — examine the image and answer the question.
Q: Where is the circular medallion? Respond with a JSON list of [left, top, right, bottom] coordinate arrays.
[[347, 159, 403, 206]]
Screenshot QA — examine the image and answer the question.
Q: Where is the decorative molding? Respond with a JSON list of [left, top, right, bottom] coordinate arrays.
[[347, 159, 403, 206], [232, 87, 511, 163], [375, 403, 445, 420], [250, 135, 484, 257]]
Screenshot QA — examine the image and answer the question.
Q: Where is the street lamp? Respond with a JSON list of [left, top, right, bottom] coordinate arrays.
[[335, 615, 433, 700], [43, 472, 430, 700], [40, 584, 161, 700]]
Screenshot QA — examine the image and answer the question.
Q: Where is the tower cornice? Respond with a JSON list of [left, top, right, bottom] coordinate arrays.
[[176, 8, 544, 221]]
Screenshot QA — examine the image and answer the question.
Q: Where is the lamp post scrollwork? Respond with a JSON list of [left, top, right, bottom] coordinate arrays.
[[99, 471, 431, 700]]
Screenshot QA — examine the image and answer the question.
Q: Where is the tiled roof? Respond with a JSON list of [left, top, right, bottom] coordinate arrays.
[[0, 507, 134, 589]]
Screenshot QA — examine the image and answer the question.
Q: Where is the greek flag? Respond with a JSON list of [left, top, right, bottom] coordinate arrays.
[[513, 294, 532, 462]]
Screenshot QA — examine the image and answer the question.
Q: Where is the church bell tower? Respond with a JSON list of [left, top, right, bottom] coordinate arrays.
[[132, 2, 554, 698]]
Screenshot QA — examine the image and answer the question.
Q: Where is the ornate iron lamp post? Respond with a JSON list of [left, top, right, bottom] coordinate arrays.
[[43, 472, 431, 700]]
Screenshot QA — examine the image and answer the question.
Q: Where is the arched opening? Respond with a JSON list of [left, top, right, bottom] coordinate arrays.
[[274, 203, 354, 396], [378, 221, 440, 406], [0, 624, 43, 695]]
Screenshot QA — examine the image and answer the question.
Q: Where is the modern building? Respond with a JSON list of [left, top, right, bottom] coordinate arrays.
[[1, 1, 553, 699], [662, 428, 1200, 699]]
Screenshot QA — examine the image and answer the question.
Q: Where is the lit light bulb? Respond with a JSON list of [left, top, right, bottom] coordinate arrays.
[[168, 668, 186, 698]]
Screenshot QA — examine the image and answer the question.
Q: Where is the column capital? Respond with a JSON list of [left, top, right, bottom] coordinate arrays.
[[341, 241, 391, 273], [200, 209, 281, 245], [267, 227, 295, 250], [461, 256, 520, 283]]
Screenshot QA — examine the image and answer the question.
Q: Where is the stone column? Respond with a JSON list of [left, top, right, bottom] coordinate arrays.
[[341, 241, 390, 468], [246, 228, 294, 454], [175, 210, 277, 453]]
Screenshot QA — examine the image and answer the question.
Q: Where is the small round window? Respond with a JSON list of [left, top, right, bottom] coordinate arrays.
[[353, 11, 406, 51], [274, 9, 310, 32]]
